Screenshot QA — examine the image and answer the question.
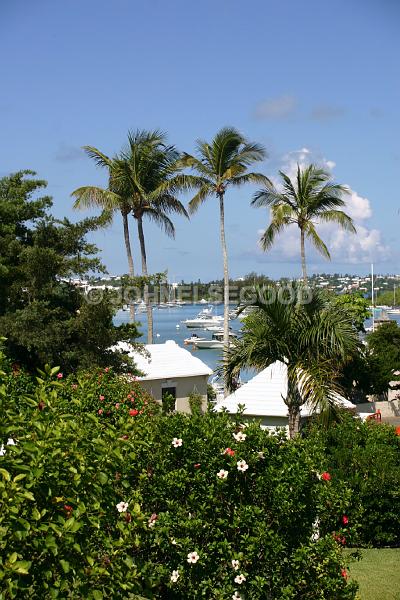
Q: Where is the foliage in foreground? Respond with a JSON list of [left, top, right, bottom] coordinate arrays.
[[307, 412, 400, 547], [0, 368, 357, 599]]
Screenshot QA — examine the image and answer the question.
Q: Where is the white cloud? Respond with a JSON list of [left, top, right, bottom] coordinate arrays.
[[256, 148, 389, 265], [254, 95, 297, 120]]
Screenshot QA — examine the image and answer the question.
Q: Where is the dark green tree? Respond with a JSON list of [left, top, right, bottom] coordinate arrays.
[[0, 171, 139, 372], [367, 321, 400, 395]]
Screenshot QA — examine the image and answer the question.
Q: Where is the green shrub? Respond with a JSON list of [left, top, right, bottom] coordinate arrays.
[[57, 366, 159, 421], [188, 389, 203, 416], [0, 372, 358, 599], [162, 392, 176, 415], [307, 413, 400, 547]]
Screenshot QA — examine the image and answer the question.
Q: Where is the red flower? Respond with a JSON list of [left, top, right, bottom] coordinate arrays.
[[98, 409, 103, 415], [129, 409, 139, 416], [104, 367, 109, 373], [321, 472, 331, 481], [64, 505, 72, 512], [194, 463, 201, 469], [342, 515, 349, 525], [57, 373, 63, 379], [99, 395, 105, 401], [223, 448, 235, 457], [341, 568, 348, 579], [395, 426, 400, 436]]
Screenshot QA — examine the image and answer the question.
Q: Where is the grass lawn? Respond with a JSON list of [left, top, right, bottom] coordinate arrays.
[[347, 548, 400, 600]]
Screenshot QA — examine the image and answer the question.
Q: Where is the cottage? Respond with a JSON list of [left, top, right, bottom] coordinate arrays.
[[215, 361, 355, 433], [114, 340, 212, 413]]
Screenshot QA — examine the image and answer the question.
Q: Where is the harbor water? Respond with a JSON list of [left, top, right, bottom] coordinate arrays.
[[114, 305, 400, 376]]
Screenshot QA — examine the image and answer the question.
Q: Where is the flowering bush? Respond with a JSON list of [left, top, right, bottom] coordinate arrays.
[[0, 368, 358, 599], [307, 412, 400, 547], [57, 366, 159, 420]]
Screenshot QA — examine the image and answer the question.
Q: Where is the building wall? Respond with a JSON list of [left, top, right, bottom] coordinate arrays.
[[355, 399, 400, 418], [139, 375, 209, 414]]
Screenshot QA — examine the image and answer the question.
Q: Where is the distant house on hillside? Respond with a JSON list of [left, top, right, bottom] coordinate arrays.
[[114, 340, 212, 413], [215, 361, 355, 433]]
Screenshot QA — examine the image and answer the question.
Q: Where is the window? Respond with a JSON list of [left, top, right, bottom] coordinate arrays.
[[162, 386, 176, 399], [162, 387, 176, 413]]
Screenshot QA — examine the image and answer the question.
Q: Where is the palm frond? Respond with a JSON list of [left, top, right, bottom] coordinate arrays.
[[230, 172, 272, 187], [317, 209, 356, 233], [71, 186, 121, 211], [304, 221, 331, 259], [152, 194, 189, 219], [259, 203, 294, 251], [188, 183, 214, 214], [82, 146, 113, 170], [143, 208, 175, 238]]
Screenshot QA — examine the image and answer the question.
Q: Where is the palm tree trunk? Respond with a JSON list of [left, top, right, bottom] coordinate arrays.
[[219, 193, 230, 395], [122, 211, 135, 322], [137, 216, 153, 344], [288, 405, 300, 439], [300, 227, 308, 284]]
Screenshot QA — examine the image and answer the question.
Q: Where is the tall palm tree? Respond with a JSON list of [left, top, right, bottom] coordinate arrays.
[[252, 164, 356, 283], [181, 127, 268, 377], [225, 287, 358, 438], [71, 149, 136, 321], [115, 130, 193, 344]]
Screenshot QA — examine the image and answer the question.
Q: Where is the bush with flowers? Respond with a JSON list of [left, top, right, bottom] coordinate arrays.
[[56, 366, 160, 421], [306, 411, 400, 548], [0, 356, 358, 598]]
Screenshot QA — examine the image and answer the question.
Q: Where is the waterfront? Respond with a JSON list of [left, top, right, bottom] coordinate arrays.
[[114, 304, 400, 375], [114, 304, 240, 373]]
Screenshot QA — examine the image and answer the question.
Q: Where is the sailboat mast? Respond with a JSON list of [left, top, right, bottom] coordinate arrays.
[[371, 263, 375, 332]]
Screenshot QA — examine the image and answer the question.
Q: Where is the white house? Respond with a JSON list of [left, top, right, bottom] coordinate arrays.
[[215, 361, 356, 433], [114, 340, 212, 413]]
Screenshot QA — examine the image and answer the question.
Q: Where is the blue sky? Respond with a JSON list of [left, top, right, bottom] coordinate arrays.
[[1, 0, 399, 280]]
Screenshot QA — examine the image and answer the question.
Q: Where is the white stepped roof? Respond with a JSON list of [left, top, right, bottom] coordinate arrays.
[[216, 361, 355, 418], [114, 340, 213, 380]]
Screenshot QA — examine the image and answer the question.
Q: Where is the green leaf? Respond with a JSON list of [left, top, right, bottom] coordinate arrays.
[[0, 468, 10, 481], [32, 507, 41, 520], [11, 560, 32, 574], [13, 474, 27, 482], [59, 559, 70, 573], [97, 472, 108, 485], [23, 491, 35, 501], [92, 591, 103, 600], [8, 552, 18, 564]]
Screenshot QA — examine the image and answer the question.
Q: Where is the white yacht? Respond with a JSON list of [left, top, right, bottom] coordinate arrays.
[[192, 331, 237, 349], [184, 333, 206, 345], [182, 307, 224, 329]]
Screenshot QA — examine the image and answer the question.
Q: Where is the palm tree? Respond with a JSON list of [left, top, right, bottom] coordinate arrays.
[[181, 127, 268, 376], [252, 164, 356, 283], [115, 130, 192, 344], [71, 149, 136, 322], [225, 287, 358, 438]]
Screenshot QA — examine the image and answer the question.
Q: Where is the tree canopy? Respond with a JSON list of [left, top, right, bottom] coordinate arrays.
[[0, 171, 139, 372]]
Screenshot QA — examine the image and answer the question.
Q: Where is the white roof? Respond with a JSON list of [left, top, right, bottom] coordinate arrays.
[[113, 340, 213, 380], [215, 361, 355, 418]]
